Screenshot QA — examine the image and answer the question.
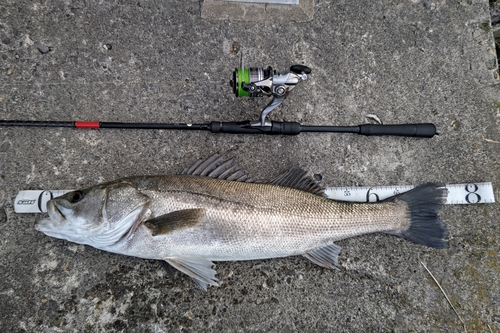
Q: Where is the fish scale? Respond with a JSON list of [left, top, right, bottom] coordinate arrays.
[[35, 154, 448, 290], [141, 177, 403, 247]]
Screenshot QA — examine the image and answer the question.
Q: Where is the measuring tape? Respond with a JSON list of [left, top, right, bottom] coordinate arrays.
[[14, 182, 496, 213], [15, 190, 72, 213], [325, 182, 495, 204]]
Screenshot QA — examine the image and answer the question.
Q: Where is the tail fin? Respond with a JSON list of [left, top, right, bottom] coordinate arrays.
[[389, 183, 449, 249]]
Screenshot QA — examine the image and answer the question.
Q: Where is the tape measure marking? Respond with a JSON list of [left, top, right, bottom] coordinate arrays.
[[14, 182, 495, 213], [15, 190, 72, 213], [325, 182, 495, 205]]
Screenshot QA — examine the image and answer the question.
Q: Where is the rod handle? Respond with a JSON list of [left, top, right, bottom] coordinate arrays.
[[358, 123, 436, 138]]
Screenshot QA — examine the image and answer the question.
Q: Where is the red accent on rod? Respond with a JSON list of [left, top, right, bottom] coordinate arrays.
[[75, 121, 100, 129]]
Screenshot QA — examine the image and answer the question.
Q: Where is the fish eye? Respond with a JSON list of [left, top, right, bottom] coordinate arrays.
[[68, 191, 84, 203]]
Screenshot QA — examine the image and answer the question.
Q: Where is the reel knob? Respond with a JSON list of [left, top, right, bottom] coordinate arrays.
[[290, 65, 311, 75]]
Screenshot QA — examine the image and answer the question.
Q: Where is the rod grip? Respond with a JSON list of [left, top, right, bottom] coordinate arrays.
[[358, 123, 436, 138]]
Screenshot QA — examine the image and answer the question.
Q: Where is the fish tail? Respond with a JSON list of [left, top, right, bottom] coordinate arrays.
[[389, 183, 449, 249]]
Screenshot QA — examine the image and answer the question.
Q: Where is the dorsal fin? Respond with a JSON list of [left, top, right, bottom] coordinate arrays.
[[181, 154, 254, 182], [269, 168, 325, 196]]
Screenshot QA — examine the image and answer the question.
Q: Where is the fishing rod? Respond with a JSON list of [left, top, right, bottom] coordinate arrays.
[[0, 65, 437, 137]]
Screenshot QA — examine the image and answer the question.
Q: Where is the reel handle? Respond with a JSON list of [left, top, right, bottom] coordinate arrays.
[[358, 123, 436, 137]]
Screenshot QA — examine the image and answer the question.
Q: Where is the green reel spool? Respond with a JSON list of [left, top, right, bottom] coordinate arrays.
[[234, 68, 250, 97], [231, 67, 271, 97]]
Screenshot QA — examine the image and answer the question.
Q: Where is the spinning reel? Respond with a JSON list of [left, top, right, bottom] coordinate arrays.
[[230, 65, 311, 127]]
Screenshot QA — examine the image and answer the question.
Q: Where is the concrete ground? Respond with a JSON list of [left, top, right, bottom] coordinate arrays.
[[1, 0, 499, 332]]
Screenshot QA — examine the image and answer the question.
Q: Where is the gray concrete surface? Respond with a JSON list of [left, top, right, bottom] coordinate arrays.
[[1, 0, 499, 332], [202, 0, 314, 22]]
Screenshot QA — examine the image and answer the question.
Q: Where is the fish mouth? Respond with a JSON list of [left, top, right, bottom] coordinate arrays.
[[35, 218, 53, 232], [35, 201, 66, 232], [47, 200, 66, 220], [53, 203, 65, 220], [49, 201, 75, 221]]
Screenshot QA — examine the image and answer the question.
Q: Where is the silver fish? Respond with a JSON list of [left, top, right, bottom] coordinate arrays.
[[36, 154, 448, 290]]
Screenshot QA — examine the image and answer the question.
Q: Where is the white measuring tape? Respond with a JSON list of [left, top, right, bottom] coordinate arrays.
[[325, 182, 495, 204], [14, 182, 496, 213], [15, 190, 72, 213]]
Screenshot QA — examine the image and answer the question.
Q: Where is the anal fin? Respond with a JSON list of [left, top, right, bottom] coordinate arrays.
[[159, 260, 176, 277], [303, 243, 342, 270], [165, 257, 219, 291]]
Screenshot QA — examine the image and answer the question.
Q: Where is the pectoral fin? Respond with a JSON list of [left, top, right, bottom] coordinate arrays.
[[303, 243, 342, 270], [165, 258, 219, 291], [144, 208, 205, 236]]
